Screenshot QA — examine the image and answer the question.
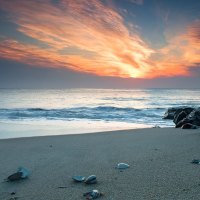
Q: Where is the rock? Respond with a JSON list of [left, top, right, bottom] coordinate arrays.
[[173, 111, 187, 125], [163, 107, 193, 120], [163, 107, 178, 119], [176, 107, 200, 128], [163, 106, 198, 128], [174, 107, 194, 117], [181, 123, 198, 129], [186, 107, 200, 126], [175, 118, 191, 128]]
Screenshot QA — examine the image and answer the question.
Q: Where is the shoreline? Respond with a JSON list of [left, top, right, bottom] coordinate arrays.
[[0, 126, 157, 141], [0, 127, 200, 199], [0, 121, 154, 140]]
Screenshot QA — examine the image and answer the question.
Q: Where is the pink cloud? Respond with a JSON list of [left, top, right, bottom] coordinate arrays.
[[0, 0, 153, 78], [0, 0, 199, 79], [149, 21, 200, 77]]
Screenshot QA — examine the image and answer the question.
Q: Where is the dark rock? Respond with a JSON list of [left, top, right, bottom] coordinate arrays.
[[163, 107, 178, 119], [163, 107, 194, 120], [174, 107, 194, 117], [173, 111, 187, 125], [176, 118, 192, 128], [181, 123, 198, 129], [186, 107, 200, 126], [176, 107, 200, 128]]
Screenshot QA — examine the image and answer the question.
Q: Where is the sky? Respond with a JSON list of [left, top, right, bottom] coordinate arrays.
[[0, 0, 200, 89]]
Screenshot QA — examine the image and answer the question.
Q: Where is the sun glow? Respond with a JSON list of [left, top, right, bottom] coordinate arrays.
[[0, 0, 200, 79]]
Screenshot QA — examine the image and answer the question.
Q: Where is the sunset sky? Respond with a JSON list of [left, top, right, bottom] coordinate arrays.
[[0, 0, 200, 88]]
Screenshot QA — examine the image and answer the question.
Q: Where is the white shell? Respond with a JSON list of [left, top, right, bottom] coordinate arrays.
[[117, 163, 130, 169], [83, 189, 102, 199], [90, 190, 101, 198]]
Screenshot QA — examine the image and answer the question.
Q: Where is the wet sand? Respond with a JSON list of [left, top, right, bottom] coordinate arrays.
[[0, 127, 200, 200]]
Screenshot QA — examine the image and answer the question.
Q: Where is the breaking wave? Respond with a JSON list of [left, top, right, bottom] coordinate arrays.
[[0, 106, 165, 123]]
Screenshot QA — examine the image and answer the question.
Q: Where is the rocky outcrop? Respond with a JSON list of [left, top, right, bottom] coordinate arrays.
[[175, 108, 200, 128], [181, 123, 198, 129], [186, 108, 200, 126], [173, 111, 188, 125], [163, 106, 200, 129], [163, 107, 194, 120], [173, 107, 194, 125]]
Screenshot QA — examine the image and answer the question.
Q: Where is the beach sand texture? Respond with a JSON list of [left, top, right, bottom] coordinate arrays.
[[0, 128, 200, 200]]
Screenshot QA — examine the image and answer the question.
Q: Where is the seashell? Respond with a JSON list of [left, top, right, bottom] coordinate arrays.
[[84, 175, 97, 184], [116, 163, 130, 169], [72, 175, 85, 182], [18, 167, 29, 178], [83, 189, 103, 199], [6, 167, 29, 182], [191, 159, 200, 164], [7, 172, 23, 182]]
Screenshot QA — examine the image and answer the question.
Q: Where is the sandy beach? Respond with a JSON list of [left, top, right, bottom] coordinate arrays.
[[0, 127, 200, 200]]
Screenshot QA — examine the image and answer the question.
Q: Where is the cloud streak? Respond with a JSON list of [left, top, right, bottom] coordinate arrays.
[[150, 21, 200, 77], [0, 0, 155, 78], [0, 0, 199, 79]]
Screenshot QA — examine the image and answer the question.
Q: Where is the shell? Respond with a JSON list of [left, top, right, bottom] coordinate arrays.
[[72, 175, 85, 182], [18, 167, 29, 178], [7, 172, 23, 181], [116, 163, 130, 169], [83, 189, 102, 199], [191, 159, 200, 164], [6, 167, 29, 181], [84, 175, 97, 184]]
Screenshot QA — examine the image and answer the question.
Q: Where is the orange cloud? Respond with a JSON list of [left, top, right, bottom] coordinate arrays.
[[0, 0, 199, 79], [149, 21, 200, 78]]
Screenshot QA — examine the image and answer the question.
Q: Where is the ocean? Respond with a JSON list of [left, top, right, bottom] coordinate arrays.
[[0, 88, 200, 138]]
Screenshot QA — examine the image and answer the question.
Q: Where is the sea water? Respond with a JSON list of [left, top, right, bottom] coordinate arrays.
[[0, 88, 200, 138]]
